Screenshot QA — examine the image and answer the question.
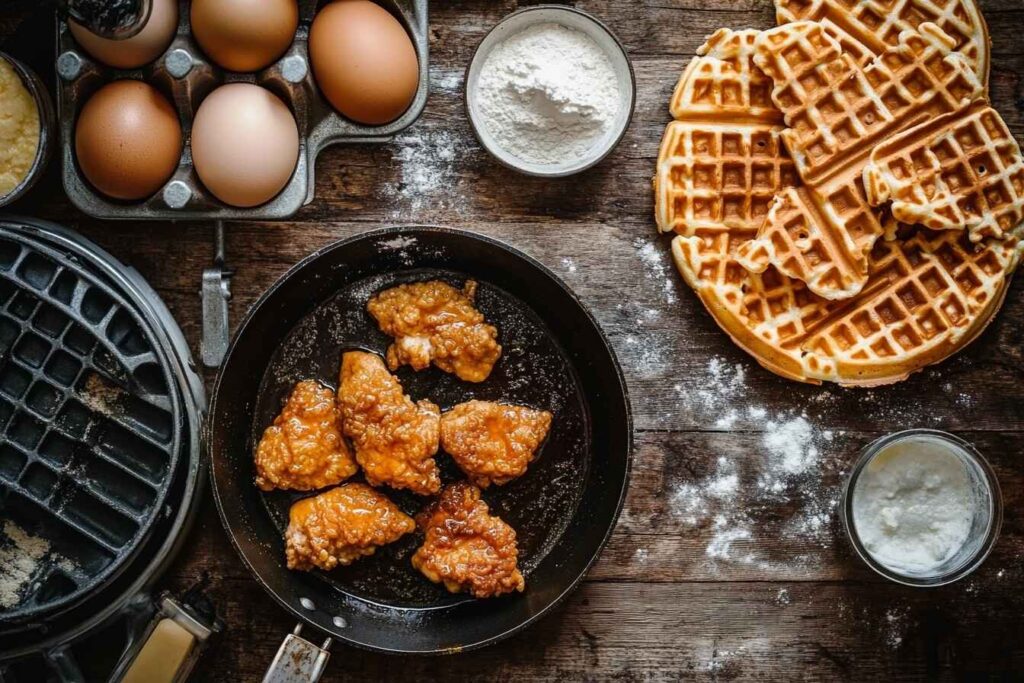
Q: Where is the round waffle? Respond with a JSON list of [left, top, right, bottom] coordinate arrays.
[[655, 24, 1020, 386]]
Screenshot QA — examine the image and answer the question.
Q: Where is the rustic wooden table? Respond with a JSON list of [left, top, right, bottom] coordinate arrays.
[[3, 0, 1024, 679]]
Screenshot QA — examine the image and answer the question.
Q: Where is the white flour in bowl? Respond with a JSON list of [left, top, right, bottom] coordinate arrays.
[[474, 23, 621, 165]]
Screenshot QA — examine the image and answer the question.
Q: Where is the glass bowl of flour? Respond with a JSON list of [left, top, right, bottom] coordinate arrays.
[[465, 6, 635, 177], [841, 429, 1002, 587]]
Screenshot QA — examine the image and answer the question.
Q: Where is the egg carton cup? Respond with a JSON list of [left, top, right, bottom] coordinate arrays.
[[56, 0, 429, 221]]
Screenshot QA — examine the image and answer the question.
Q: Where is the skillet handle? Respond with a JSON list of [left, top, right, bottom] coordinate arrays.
[[262, 624, 332, 683]]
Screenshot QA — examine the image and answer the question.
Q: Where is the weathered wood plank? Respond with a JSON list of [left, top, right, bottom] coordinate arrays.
[[169, 576, 1024, 681]]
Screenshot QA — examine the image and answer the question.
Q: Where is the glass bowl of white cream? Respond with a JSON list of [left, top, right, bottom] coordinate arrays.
[[841, 429, 1002, 587]]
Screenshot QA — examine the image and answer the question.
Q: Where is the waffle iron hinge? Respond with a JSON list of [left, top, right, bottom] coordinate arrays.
[[200, 221, 232, 369]]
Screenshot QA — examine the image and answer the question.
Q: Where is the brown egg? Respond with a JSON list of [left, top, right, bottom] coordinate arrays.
[[191, 83, 299, 207], [69, 0, 178, 69], [191, 0, 299, 72], [75, 81, 181, 201], [309, 0, 419, 125]]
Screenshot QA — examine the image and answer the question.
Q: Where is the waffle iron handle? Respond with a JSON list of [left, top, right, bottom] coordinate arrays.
[[262, 624, 332, 683], [113, 592, 220, 683], [200, 221, 233, 369]]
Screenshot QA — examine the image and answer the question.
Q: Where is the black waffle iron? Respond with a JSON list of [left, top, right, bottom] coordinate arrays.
[[0, 217, 212, 681]]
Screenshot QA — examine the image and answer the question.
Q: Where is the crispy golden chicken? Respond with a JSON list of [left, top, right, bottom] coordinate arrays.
[[412, 482, 525, 598], [285, 483, 415, 571], [440, 401, 553, 488], [338, 351, 441, 495], [254, 380, 357, 491], [367, 280, 502, 383]]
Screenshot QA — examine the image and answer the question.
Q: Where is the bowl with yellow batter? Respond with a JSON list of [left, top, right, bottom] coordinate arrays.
[[0, 52, 54, 207]]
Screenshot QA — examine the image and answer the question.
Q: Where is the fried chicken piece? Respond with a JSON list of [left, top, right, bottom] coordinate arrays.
[[285, 483, 415, 571], [367, 280, 502, 383], [440, 401, 553, 488], [254, 380, 357, 491], [338, 351, 441, 495], [412, 482, 525, 598]]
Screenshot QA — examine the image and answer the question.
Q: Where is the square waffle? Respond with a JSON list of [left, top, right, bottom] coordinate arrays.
[[774, 0, 991, 86], [656, 121, 799, 237], [735, 21, 983, 300], [864, 99, 1024, 242], [656, 29, 798, 238]]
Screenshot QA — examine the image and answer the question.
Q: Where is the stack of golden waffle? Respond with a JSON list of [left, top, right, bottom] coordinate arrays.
[[654, 0, 1024, 386]]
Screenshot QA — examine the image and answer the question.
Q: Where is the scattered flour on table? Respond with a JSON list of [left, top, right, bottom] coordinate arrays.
[[0, 522, 50, 608], [884, 606, 911, 648], [616, 302, 669, 380], [633, 548, 649, 564], [775, 588, 791, 606], [704, 646, 746, 676], [669, 358, 841, 569], [617, 302, 661, 326], [561, 257, 577, 274], [942, 381, 976, 409], [633, 238, 678, 304], [622, 332, 669, 381], [378, 129, 465, 218], [430, 66, 463, 94]]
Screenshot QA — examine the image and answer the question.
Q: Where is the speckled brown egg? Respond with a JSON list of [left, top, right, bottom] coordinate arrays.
[[309, 0, 419, 125], [75, 80, 182, 201], [191, 0, 299, 72]]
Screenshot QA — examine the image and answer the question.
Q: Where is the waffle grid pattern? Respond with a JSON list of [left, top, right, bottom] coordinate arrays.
[[774, 0, 990, 84], [755, 21, 981, 184], [657, 122, 799, 236], [801, 230, 1017, 379], [657, 7, 1017, 384], [0, 237, 178, 615], [657, 29, 799, 239], [738, 21, 983, 299], [669, 29, 780, 122], [865, 101, 1024, 240]]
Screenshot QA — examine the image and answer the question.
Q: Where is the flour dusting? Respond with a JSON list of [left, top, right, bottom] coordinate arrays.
[[669, 358, 842, 569], [379, 129, 466, 218], [633, 238, 678, 304], [884, 607, 911, 648], [430, 66, 463, 94]]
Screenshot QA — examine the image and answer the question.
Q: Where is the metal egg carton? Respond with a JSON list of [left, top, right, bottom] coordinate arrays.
[[56, 0, 429, 221]]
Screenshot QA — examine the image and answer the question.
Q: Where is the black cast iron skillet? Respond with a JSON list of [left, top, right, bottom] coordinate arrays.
[[208, 226, 632, 655]]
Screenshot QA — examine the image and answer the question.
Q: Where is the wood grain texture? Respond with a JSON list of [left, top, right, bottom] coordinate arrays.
[[3, 0, 1024, 679]]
